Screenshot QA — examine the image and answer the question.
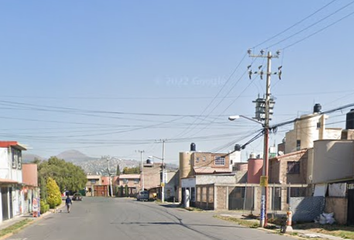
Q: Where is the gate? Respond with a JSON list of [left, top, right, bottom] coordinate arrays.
[[229, 187, 254, 210], [347, 189, 354, 225]]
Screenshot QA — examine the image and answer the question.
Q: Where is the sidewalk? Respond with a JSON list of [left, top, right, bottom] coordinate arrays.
[[215, 211, 348, 240], [0, 203, 66, 233]]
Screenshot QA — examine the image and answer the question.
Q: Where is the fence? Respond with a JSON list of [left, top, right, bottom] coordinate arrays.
[[195, 183, 310, 212]]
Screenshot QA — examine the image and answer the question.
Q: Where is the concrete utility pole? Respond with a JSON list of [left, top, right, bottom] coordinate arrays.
[[248, 49, 281, 227], [137, 150, 145, 191], [107, 159, 113, 197], [161, 139, 166, 203]]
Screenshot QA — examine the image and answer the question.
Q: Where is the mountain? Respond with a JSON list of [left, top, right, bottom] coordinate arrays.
[[56, 150, 96, 163]]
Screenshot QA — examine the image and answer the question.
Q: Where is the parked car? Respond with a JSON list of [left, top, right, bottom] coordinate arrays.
[[137, 190, 149, 201], [72, 193, 83, 201]]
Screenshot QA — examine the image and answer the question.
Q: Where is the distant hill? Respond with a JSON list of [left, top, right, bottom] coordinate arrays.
[[22, 153, 43, 163], [23, 149, 178, 174], [56, 150, 96, 163]]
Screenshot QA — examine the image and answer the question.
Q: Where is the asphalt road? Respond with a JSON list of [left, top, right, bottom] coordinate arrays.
[[7, 197, 295, 240]]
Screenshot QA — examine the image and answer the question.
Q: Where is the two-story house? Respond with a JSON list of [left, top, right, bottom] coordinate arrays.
[[179, 143, 234, 208], [0, 141, 27, 222]]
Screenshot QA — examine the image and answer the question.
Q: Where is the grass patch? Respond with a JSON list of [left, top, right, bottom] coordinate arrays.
[[215, 215, 260, 228], [0, 219, 33, 237], [294, 222, 354, 239], [185, 207, 203, 212]]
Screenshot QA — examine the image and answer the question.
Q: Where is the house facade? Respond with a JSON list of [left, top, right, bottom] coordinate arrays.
[[0, 141, 27, 223]]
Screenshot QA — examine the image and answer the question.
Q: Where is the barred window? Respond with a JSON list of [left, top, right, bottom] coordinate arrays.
[[214, 156, 225, 166], [287, 161, 300, 174]]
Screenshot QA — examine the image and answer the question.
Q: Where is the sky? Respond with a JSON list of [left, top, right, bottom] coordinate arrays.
[[1, 0, 354, 164]]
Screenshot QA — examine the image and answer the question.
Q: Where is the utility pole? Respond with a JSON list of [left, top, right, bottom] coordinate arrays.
[[248, 49, 281, 227], [107, 158, 113, 197], [158, 139, 167, 203], [137, 150, 145, 191]]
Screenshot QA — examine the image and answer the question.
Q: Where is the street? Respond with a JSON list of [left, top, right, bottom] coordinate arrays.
[[8, 198, 295, 240]]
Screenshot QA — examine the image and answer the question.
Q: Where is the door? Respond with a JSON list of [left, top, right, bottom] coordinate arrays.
[[347, 189, 354, 225], [1, 187, 8, 221]]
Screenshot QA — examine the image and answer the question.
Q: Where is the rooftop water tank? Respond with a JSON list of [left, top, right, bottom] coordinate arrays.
[[234, 144, 241, 151], [346, 109, 354, 129], [190, 142, 196, 152], [313, 103, 322, 113]]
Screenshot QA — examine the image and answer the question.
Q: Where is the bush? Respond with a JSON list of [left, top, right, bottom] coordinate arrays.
[[46, 177, 62, 208], [40, 200, 50, 214]]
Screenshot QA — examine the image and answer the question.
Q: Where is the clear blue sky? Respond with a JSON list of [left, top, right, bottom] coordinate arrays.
[[1, 1, 354, 164]]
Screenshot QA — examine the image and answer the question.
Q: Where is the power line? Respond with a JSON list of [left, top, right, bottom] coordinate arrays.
[[268, 1, 354, 49], [252, 0, 338, 49]]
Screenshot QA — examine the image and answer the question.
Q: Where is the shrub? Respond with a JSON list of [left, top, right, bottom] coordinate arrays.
[[40, 200, 50, 214], [46, 177, 62, 208]]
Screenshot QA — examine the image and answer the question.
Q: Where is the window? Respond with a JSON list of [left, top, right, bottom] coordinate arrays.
[[134, 179, 139, 184], [296, 140, 301, 151], [18, 154, 22, 170], [196, 157, 200, 163], [214, 156, 225, 166], [317, 122, 321, 129], [202, 156, 206, 162], [287, 161, 300, 174]]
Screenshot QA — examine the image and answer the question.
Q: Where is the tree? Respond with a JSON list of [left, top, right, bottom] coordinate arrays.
[[123, 166, 140, 174], [37, 156, 87, 193], [116, 165, 121, 176], [46, 177, 62, 208]]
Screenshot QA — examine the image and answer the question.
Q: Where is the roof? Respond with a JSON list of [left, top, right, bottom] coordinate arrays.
[[119, 174, 140, 179], [0, 141, 27, 150], [270, 149, 307, 161], [194, 167, 231, 174]]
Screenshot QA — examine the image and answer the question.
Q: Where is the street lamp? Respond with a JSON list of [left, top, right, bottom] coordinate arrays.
[[229, 114, 269, 227]]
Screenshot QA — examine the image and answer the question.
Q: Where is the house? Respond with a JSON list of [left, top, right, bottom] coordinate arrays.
[[114, 174, 140, 197], [179, 143, 235, 208], [0, 141, 27, 222], [141, 159, 178, 201], [86, 175, 102, 196]]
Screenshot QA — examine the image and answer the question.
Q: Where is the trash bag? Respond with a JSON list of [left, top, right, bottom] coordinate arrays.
[[314, 212, 335, 225]]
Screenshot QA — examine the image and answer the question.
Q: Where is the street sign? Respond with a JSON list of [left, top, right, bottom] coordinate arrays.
[[260, 176, 268, 187]]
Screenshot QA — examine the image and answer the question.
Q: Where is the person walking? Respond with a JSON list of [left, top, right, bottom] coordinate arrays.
[[65, 196, 72, 213]]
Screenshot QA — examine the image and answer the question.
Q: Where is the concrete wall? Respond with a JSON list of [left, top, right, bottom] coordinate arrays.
[[192, 152, 230, 169], [22, 164, 38, 186], [196, 174, 235, 185], [143, 163, 161, 189], [313, 140, 354, 183], [325, 197, 347, 224], [285, 114, 341, 154]]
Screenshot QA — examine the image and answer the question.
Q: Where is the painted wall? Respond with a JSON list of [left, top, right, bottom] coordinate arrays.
[[22, 164, 38, 186], [313, 140, 354, 183]]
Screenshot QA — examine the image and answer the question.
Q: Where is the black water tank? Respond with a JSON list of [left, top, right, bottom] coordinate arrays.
[[346, 109, 354, 129], [313, 103, 322, 113], [190, 142, 196, 151], [234, 144, 241, 151], [146, 159, 151, 164]]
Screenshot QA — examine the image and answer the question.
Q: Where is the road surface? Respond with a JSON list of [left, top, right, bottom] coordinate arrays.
[[7, 197, 295, 240]]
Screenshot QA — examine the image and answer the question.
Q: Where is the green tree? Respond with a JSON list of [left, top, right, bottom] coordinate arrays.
[[37, 157, 87, 193], [46, 177, 62, 208], [116, 165, 121, 176], [125, 184, 128, 197]]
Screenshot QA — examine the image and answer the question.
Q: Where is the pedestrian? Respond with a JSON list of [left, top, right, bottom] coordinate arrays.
[[65, 195, 72, 213]]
